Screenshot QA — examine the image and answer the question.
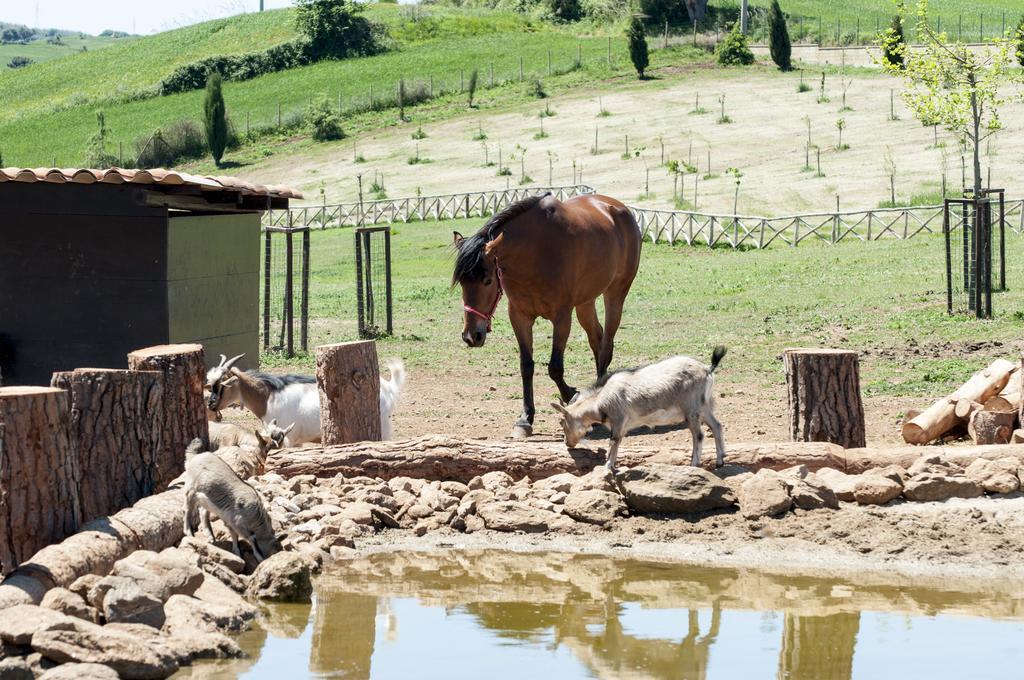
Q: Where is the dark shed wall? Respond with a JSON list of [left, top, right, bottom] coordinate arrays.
[[0, 183, 168, 385], [166, 213, 259, 371]]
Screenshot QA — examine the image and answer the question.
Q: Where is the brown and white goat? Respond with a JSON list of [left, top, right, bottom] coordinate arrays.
[[552, 347, 727, 470]]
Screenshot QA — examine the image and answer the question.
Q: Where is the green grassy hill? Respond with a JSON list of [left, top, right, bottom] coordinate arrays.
[[0, 4, 619, 167], [0, 34, 123, 68]]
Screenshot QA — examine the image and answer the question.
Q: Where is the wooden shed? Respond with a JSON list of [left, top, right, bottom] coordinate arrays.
[[0, 167, 301, 385]]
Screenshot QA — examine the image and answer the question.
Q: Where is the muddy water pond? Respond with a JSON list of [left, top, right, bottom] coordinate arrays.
[[181, 550, 1024, 679]]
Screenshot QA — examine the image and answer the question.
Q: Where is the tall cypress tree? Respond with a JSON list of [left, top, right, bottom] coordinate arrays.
[[203, 73, 228, 167], [628, 17, 649, 79], [768, 0, 791, 71], [1015, 15, 1024, 68], [882, 14, 906, 69]]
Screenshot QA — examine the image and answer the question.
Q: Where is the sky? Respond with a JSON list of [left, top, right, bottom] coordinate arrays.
[[0, 0, 298, 36]]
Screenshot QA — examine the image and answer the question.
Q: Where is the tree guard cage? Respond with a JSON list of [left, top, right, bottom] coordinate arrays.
[[943, 191, 1004, 319], [355, 226, 393, 339], [262, 219, 310, 357]]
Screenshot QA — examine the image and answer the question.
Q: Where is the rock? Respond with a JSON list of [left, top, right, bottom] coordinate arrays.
[[562, 490, 627, 526], [0, 657, 34, 680], [815, 468, 858, 502], [160, 595, 244, 661], [439, 481, 469, 498], [40, 588, 99, 624], [0, 605, 74, 645], [779, 464, 809, 479], [178, 538, 246, 574], [464, 515, 485, 533], [903, 473, 984, 502], [337, 502, 377, 527], [190, 575, 257, 632], [467, 476, 484, 490], [907, 455, 958, 477], [296, 544, 329, 571], [864, 465, 908, 485], [964, 458, 1020, 494], [784, 474, 839, 510], [39, 662, 119, 679], [102, 579, 165, 629], [406, 503, 435, 520], [68, 575, 102, 604], [31, 624, 178, 679], [287, 475, 317, 495], [246, 553, 312, 603], [549, 491, 568, 505], [476, 501, 564, 532], [569, 467, 616, 494], [852, 476, 903, 506], [481, 471, 515, 491], [109, 551, 204, 602], [738, 472, 792, 519], [419, 487, 458, 512], [616, 465, 736, 513]]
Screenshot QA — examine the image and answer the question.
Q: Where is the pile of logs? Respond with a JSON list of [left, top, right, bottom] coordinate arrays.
[[902, 357, 1022, 446]]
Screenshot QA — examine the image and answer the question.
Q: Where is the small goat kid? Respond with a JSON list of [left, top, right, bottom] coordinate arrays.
[[552, 347, 727, 470], [206, 354, 406, 445], [183, 439, 281, 560]]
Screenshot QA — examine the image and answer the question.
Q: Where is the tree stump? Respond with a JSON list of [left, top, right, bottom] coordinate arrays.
[[51, 369, 165, 523], [317, 341, 381, 445], [968, 410, 1015, 445], [127, 344, 208, 482], [783, 348, 866, 448], [0, 387, 79, 576]]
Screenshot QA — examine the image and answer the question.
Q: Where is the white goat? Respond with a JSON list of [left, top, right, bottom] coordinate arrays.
[[551, 347, 727, 470], [206, 354, 406, 445]]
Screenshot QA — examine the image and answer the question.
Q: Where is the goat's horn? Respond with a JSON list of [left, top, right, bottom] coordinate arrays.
[[222, 353, 246, 370], [269, 418, 278, 427], [284, 422, 295, 435], [550, 402, 569, 415], [217, 354, 227, 368]]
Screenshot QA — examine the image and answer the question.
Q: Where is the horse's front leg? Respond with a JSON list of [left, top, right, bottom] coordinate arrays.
[[509, 306, 536, 439], [548, 311, 577, 404]]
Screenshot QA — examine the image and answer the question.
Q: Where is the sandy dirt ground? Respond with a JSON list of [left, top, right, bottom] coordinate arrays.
[[244, 65, 1024, 216]]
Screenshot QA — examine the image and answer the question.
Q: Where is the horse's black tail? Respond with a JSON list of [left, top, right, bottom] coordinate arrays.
[[709, 346, 727, 373]]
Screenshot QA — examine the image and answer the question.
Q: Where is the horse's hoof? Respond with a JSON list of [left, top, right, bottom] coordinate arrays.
[[509, 424, 533, 439]]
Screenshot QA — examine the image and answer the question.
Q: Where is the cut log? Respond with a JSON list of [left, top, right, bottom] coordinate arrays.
[[265, 435, 1024, 482], [127, 343, 208, 481], [0, 387, 79, 577], [783, 349, 866, 448], [982, 395, 1016, 413], [266, 435, 848, 481], [954, 398, 983, 419], [968, 409, 1016, 445], [901, 359, 1017, 445], [51, 369, 165, 523], [316, 341, 381, 445], [1013, 429, 1024, 444]]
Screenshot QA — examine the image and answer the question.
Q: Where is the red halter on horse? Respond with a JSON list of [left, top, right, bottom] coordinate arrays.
[[453, 192, 642, 438]]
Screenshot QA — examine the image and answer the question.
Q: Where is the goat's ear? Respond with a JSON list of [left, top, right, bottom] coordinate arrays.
[[452, 231, 464, 246], [222, 376, 238, 387], [269, 418, 278, 427], [255, 431, 269, 447], [550, 401, 569, 416]]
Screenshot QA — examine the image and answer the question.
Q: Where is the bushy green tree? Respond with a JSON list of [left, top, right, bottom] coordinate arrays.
[[768, 0, 792, 71], [85, 110, 118, 167], [715, 25, 755, 66], [296, 0, 379, 61], [550, 0, 582, 22], [628, 16, 649, 79], [881, 14, 906, 69], [203, 73, 228, 166]]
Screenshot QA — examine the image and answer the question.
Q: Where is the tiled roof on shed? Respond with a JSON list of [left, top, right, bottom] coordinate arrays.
[[0, 167, 302, 200]]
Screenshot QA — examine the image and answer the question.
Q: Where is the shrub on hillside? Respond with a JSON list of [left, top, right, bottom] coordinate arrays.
[[715, 25, 754, 66], [549, 0, 581, 22], [306, 97, 345, 140], [637, 0, 690, 29], [157, 40, 309, 95], [296, 0, 383, 61], [134, 120, 207, 168], [85, 111, 118, 167], [580, 0, 629, 24], [1014, 16, 1024, 68], [7, 56, 33, 69]]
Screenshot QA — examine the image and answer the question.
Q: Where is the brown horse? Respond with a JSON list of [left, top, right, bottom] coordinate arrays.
[[452, 192, 642, 438]]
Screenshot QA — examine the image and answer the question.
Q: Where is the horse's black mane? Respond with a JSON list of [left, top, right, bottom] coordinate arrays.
[[248, 371, 315, 391], [451, 193, 549, 284]]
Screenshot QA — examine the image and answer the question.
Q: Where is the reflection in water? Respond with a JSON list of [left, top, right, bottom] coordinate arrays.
[[180, 551, 1024, 679]]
